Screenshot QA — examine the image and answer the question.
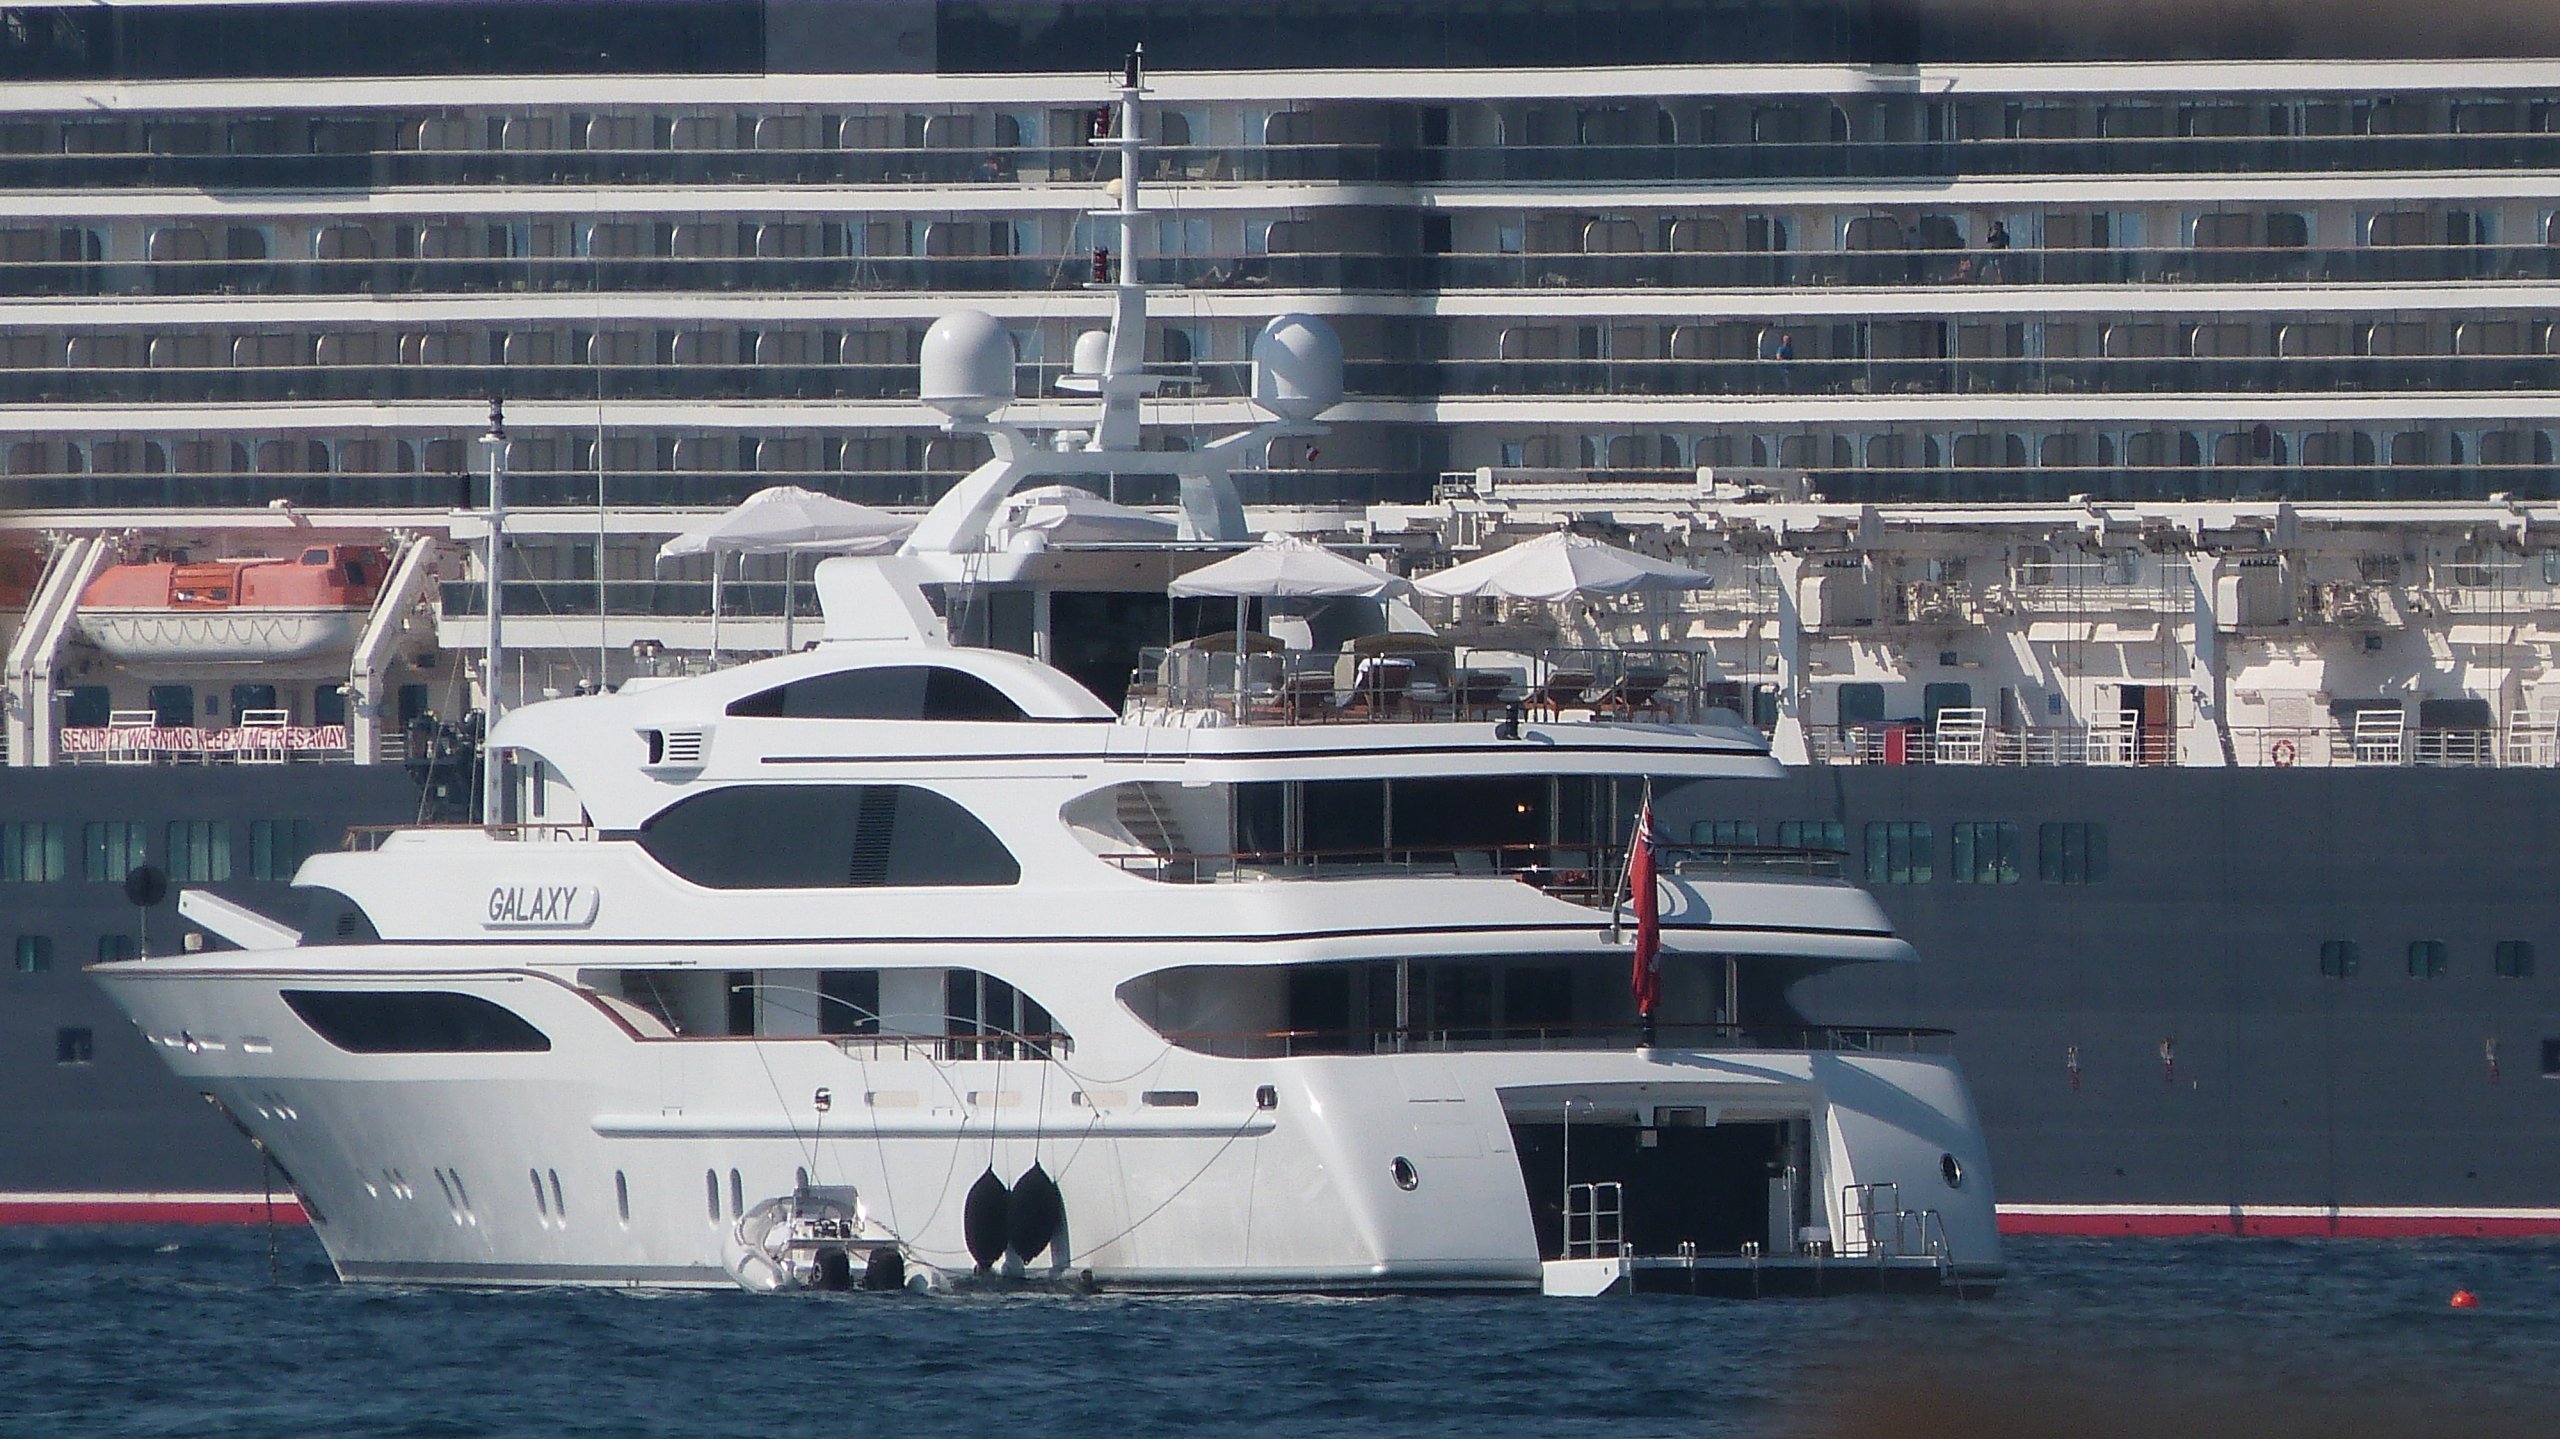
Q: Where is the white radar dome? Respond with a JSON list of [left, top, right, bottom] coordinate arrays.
[[1251, 314, 1343, 423], [920, 311, 1017, 420], [1071, 329, 1111, 378]]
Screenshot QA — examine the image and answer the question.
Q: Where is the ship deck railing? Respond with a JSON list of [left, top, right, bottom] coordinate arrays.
[[343, 822, 596, 850], [1100, 842, 1846, 892], [1124, 643, 1734, 728], [1157, 1021, 1955, 1061], [1808, 721, 2539, 767]]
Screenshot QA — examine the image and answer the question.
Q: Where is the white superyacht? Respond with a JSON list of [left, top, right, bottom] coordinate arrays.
[[94, 61, 1997, 1296]]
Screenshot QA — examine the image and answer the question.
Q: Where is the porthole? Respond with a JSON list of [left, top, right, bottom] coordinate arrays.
[[704, 1169, 720, 1224], [548, 1169, 566, 1220], [615, 1171, 631, 1226], [729, 1168, 744, 1220], [1941, 1153, 1965, 1189], [1390, 1156, 1420, 1191], [530, 1168, 549, 1217]]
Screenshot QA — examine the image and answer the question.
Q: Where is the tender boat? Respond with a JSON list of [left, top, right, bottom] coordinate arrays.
[[93, 59, 1999, 1297], [75, 544, 389, 664]]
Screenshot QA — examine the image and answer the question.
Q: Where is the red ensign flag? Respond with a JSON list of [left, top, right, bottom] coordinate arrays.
[[1629, 800, 1661, 1018]]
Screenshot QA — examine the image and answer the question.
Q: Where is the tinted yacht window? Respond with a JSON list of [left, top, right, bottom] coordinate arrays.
[[638, 784, 1020, 888], [282, 990, 550, 1053], [726, 666, 1025, 722]]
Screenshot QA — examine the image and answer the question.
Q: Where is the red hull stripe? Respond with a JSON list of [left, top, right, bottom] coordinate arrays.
[[0, 1193, 307, 1225], [1998, 1204, 2560, 1238]]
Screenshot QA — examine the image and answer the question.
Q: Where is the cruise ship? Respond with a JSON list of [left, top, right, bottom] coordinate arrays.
[[6, 0, 2560, 1238]]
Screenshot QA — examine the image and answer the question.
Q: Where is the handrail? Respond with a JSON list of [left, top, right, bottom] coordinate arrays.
[[1101, 840, 1844, 886], [342, 822, 595, 850], [1153, 1021, 1955, 1059]]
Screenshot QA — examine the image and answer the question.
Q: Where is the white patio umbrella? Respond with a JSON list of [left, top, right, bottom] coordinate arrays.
[[1168, 535, 1413, 711], [1168, 533, 1412, 601], [655, 486, 915, 658], [1412, 530, 1713, 601]]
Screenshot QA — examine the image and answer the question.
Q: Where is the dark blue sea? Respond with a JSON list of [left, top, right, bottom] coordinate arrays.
[[3, 1230, 2555, 1438]]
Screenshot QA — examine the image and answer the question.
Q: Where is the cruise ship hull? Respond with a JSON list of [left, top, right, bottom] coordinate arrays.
[[15, 762, 2555, 1236]]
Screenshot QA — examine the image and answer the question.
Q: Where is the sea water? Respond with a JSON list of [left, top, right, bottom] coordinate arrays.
[[3, 1229, 2555, 1438]]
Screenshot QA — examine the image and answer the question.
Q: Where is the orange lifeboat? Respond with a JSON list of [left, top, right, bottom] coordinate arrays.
[[75, 544, 389, 663]]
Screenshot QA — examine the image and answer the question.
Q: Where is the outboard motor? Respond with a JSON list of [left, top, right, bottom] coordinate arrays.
[[861, 1247, 907, 1292]]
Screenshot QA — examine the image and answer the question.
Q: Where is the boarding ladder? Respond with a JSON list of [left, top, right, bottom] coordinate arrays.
[[1564, 1181, 1626, 1259], [1840, 1182, 1959, 1286]]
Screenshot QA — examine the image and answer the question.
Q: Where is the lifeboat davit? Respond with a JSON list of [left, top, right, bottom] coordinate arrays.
[[75, 544, 389, 663]]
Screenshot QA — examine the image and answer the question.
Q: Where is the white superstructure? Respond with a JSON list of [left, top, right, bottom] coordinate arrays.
[[92, 57, 1997, 1294]]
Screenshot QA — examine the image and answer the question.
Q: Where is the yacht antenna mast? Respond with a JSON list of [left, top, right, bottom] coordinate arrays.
[[1092, 44, 1148, 452], [480, 395, 508, 823]]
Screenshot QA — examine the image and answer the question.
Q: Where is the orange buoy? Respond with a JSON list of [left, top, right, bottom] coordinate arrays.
[[2450, 1289, 2479, 1309]]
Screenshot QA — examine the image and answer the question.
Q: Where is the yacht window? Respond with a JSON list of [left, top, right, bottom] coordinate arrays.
[[2408, 940, 2448, 979], [818, 970, 881, 1035], [1689, 821, 1761, 846], [2319, 940, 2360, 979], [2496, 941, 2534, 979], [299, 888, 383, 945], [281, 990, 551, 1054], [726, 665, 1026, 721], [945, 969, 1057, 1059], [638, 784, 1020, 889]]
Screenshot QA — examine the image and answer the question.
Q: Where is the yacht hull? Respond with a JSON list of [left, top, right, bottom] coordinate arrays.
[[95, 961, 1999, 1292]]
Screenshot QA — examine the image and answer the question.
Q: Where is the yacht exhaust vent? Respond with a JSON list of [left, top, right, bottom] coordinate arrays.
[[642, 726, 711, 770]]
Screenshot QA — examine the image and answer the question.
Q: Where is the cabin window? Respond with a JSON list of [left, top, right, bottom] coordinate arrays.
[[615, 1171, 631, 1225], [80, 822, 145, 883], [55, 1027, 93, 1065], [726, 665, 1027, 721], [96, 935, 135, 963], [2408, 941, 2448, 980], [637, 784, 1020, 889], [1, 821, 67, 882], [818, 970, 881, 1035], [248, 819, 314, 881], [945, 969, 1057, 1059], [2319, 941, 2360, 979], [1864, 822, 1933, 885], [2496, 941, 2535, 979], [705, 1170, 720, 1223], [299, 888, 383, 946], [14, 936, 51, 972], [725, 971, 756, 1036], [165, 821, 232, 883], [1776, 820, 1845, 852], [2037, 823, 2108, 884], [281, 990, 552, 1054], [1950, 822, 2020, 884], [1689, 821, 1761, 846]]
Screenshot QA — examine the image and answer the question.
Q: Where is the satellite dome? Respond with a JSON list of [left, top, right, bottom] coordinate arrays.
[[1071, 329, 1111, 378], [920, 311, 1017, 420], [1251, 314, 1343, 424]]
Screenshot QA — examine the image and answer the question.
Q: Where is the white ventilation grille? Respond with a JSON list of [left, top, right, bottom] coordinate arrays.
[[660, 728, 707, 766]]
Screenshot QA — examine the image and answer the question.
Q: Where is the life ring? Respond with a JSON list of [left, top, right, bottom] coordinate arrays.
[[2270, 738, 2297, 767]]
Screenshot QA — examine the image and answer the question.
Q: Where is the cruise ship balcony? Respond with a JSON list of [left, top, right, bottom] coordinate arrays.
[[3, 130, 2554, 191], [0, 355, 2548, 409], [8, 244, 2554, 300]]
